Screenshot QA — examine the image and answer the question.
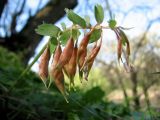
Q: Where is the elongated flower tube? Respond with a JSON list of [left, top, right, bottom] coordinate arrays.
[[56, 37, 74, 69], [39, 46, 50, 83]]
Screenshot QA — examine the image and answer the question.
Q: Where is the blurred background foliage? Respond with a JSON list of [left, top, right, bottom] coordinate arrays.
[[0, 0, 160, 120]]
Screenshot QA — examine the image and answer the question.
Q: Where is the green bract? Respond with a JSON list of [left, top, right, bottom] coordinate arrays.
[[59, 30, 71, 45], [94, 4, 104, 24], [35, 23, 61, 37], [65, 9, 87, 28], [89, 29, 102, 43], [108, 19, 117, 29]]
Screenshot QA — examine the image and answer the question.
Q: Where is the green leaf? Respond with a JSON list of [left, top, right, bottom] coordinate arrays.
[[65, 9, 86, 28], [59, 30, 71, 45], [72, 29, 81, 40], [82, 87, 105, 103], [89, 29, 102, 43], [94, 4, 104, 24], [35, 23, 61, 37], [49, 37, 57, 53], [108, 19, 117, 29]]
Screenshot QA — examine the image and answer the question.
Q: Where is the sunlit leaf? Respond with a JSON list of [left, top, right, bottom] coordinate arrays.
[[59, 30, 71, 45], [94, 4, 104, 24], [35, 23, 61, 37], [65, 9, 86, 28], [89, 29, 102, 43], [108, 19, 117, 29]]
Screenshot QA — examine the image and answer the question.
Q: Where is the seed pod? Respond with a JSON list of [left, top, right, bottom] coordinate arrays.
[[78, 48, 87, 69], [83, 60, 94, 81], [39, 46, 50, 82], [79, 32, 91, 48], [118, 28, 130, 56], [51, 44, 62, 68], [54, 70, 68, 102], [114, 29, 122, 62], [88, 42, 101, 63], [78, 48, 87, 82], [77, 32, 92, 60], [117, 28, 131, 64], [57, 37, 74, 69], [50, 44, 68, 102], [82, 39, 102, 80], [77, 29, 95, 82], [126, 42, 130, 56], [50, 43, 62, 79], [117, 38, 122, 61], [63, 45, 78, 87]]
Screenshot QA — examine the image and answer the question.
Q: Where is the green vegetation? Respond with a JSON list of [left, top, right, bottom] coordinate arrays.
[[0, 47, 160, 120]]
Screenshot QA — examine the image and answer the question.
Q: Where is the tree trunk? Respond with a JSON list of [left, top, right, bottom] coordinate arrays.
[[131, 71, 140, 110], [0, 0, 7, 18], [0, 0, 77, 64]]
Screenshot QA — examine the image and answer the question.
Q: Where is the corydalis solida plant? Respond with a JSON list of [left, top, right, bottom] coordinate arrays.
[[34, 4, 133, 101]]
